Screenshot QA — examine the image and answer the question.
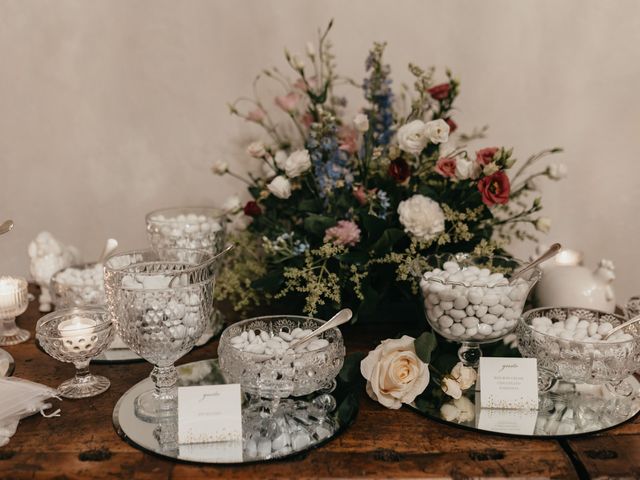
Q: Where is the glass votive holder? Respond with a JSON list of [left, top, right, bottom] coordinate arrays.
[[36, 306, 114, 398], [0, 276, 30, 345]]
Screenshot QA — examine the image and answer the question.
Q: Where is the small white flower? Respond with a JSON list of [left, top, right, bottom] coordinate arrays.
[[211, 160, 228, 175], [353, 113, 370, 133], [455, 157, 481, 181], [397, 120, 428, 155], [247, 141, 267, 158], [424, 119, 450, 144], [526, 178, 538, 190], [267, 175, 292, 199], [440, 396, 475, 423], [274, 150, 288, 169], [482, 162, 499, 176], [547, 163, 568, 180], [261, 161, 277, 179], [450, 362, 477, 390], [222, 195, 242, 213], [442, 376, 463, 399], [306, 41, 315, 57], [397, 195, 445, 242], [228, 212, 252, 232], [536, 217, 552, 233], [284, 149, 311, 178], [292, 55, 305, 70]]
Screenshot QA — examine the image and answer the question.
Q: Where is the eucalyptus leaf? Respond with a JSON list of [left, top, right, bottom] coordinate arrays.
[[414, 331, 437, 364]]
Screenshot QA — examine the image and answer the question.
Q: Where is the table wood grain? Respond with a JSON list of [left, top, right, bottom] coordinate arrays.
[[0, 285, 637, 479]]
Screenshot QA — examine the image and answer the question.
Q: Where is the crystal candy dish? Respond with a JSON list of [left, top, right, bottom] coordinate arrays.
[[517, 307, 640, 395], [50, 262, 105, 308], [146, 207, 226, 253]]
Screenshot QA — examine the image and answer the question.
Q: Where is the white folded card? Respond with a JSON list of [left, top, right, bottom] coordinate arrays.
[[477, 407, 538, 435], [178, 384, 242, 445], [479, 357, 538, 410]]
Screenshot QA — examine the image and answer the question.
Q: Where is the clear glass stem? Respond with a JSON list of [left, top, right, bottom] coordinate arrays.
[[151, 364, 179, 413], [73, 360, 92, 384], [458, 342, 482, 368], [1, 317, 18, 335]]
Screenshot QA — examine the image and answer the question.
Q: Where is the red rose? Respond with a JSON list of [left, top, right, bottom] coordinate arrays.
[[388, 158, 411, 183], [476, 147, 499, 166], [478, 171, 511, 207], [243, 201, 262, 217], [435, 157, 457, 178], [427, 83, 451, 101], [444, 117, 457, 133]]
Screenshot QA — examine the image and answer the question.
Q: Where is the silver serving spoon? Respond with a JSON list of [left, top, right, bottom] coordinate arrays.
[[97, 238, 119, 263], [0, 220, 14, 236], [603, 314, 640, 340], [510, 243, 562, 283], [289, 308, 353, 349]]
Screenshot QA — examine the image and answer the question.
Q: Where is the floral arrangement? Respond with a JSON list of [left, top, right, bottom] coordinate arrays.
[[213, 21, 565, 324]]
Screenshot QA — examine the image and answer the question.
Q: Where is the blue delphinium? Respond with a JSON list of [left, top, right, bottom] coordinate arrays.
[[363, 42, 394, 147]]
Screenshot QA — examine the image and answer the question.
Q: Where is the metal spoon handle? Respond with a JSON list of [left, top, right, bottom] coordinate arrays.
[[98, 238, 119, 263], [511, 243, 562, 282], [290, 308, 353, 349], [604, 314, 640, 340], [0, 220, 14, 236]]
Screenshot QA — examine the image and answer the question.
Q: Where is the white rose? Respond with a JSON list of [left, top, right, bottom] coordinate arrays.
[[397, 195, 445, 242], [482, 162, 499, 176], [247, 141, 266, 158], [360, 335, 430, 409], [222, 195, 242, 213], [424, 119, 450, 144], [450, 362, 477, 390], [267, 175, 292, 199], [536, 217, 552, 233], [284, 149, 311, 178], [440, 402, 460, 422], [274, 150, 288, 169], [353, 113, 370, 133], [396, 120, 428, 155], [211, 160, 228, 175], [440, 396, 475, 423], [455, 157, 481, 181], [441, 376, 462, 399], [548, 163, 568, 180]]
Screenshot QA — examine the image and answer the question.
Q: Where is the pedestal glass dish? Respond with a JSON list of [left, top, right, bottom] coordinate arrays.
[[419, 253, 541, 367], [104, 249, 215, 422], [0, 276, 30, 345], [517, 307, 640, 395], [50, 262, 105, 307], [36, 306, 114, 398]]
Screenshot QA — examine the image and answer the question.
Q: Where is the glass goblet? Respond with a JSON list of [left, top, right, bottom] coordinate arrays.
[[0, 276, 30, 346], [104, 249, 215, 422], [36, 306, 114, 398]]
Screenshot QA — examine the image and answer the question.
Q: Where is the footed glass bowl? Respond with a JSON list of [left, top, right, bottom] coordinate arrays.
[[50, 262, 105, 307], [146, 207, 226, 253], [218, 315, 345, 399], [517, 307, 640, 395], [419, 253, 540, 366]]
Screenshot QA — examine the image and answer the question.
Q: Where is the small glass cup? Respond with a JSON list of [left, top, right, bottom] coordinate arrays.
[[0, 276, 30, 346], [50, 262, 105, 308], [36, 306, 114, 398], [145, 207, 226, 253]]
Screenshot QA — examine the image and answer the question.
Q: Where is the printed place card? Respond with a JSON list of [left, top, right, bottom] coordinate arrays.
[[479, 357, 539, 410], [477, 407, 538, 435], [178, 384, 242, 445]]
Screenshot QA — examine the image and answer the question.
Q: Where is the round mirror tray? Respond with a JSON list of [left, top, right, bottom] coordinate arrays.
[[113, 359, 358, 464], [409, 376, 639, 438], [0, 348, 15, 376]]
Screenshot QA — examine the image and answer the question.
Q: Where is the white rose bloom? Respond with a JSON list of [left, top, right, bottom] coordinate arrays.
[[454, 396, 475, 422], [450, 362, 477, 390], [247, 141, 266, 158], [274, 150, 288, 169], [548, 163, 568, 180], [284, 149, 311, 178], [424, 119, 450, 144], [440, 402, 460, 422], [536, 217, 552, 233], [397, 195, 445, 242], [442, 376, 463, 399], [267, 175, 292, 199], [455, 157, 481, 180], [211, 160, 228, 175], [360, 335, 430, 409], [222, 195, 242, 213], [353, 113, 370, 133], [482, 162, 499, 176], [396, 120, 428, 155], [261, 161, 277, 179]]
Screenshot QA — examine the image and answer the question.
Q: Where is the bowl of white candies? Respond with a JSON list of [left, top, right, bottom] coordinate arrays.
[[517, 307, 640, 395], [50, 262, 105, 307], [419, 253, 541, 366], [218, 315, 345, 399], [146, 207, 226, 253]]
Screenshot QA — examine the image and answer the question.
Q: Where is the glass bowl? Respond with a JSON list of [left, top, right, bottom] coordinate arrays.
[[36, 306, 114, 398], [50, 262, 105, 308], [218, 315, 346, 399], [0, 276, 30, 345], [146, 207, 226, 253], [517, 307, 640, 395], [419, 253, 541, 366], [104, 248, 216, 421]]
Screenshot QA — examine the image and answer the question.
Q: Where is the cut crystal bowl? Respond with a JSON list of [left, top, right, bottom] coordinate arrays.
[[50, 262, 105, 308]]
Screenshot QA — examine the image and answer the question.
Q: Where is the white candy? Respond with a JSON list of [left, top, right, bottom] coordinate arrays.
[[230, 326, 330, 358]]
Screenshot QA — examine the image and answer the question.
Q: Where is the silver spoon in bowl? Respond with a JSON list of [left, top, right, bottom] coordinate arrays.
[[0, 220, 14, 236], [510, 243, 562, 283], [603, 314, 640, 340], [289, 308, 353, 350]]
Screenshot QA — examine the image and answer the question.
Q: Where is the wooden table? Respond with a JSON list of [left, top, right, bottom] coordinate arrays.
[[1, 285, 639, 479]]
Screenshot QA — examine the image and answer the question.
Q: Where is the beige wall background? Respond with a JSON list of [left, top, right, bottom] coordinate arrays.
[[1, 0, 639, 301]]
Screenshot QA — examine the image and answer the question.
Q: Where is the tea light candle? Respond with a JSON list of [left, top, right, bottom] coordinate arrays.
[[0, 277, 20, 310], [58, 316, 97, 351], [553, 249, 583, 267]]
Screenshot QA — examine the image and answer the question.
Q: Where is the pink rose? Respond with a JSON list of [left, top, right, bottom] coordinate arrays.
[[338, 126, 358, 154], [275, 92, 300, 113], [324, 220, 361, 247], [478, 171, 511, 207], [247, 108, 265, 123], [427, 83, 451, 101], [475, 147, 499, 166], [435, 157, 457, 178]]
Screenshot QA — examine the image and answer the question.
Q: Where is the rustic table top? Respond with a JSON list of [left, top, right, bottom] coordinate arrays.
[[1, 285, 639, 479]]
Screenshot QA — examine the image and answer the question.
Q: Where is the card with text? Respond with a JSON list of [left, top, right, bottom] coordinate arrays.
[[477, 407, 538, 435], [178, 384, 242, 445], [479, 357, 538, 410]]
